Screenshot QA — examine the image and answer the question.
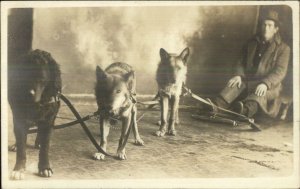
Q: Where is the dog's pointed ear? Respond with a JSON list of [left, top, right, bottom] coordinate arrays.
[[160, 48, 170, 60], [124, 71, 135, 83], [180, 47, 190, 64], [124, 71, 135, 91], [96, 66, 107, 80]]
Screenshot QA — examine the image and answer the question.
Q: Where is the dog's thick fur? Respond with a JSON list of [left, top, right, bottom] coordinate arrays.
[[155, 48, 190, 136], [8, 49, 61, 179], [94, 62, 144, 160]]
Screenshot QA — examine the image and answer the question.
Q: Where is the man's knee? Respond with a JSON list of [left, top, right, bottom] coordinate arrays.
[[219, 83, 246, 105]]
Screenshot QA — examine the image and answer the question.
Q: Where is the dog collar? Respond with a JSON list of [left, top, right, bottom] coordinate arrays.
[[129, 93, 137, 104], [48, 97, 57, 104], [41, 95, 60, 106]]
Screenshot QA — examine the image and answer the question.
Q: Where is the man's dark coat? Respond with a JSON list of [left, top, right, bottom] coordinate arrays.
[[223, 33, 291, 117]]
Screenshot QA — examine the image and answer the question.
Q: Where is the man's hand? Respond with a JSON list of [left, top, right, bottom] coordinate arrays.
[[227, 76, 242, 88], [255, 83, 268, 97]]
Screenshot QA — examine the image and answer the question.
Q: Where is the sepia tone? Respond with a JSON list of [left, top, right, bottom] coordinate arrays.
[[2, 2, 298, 188]]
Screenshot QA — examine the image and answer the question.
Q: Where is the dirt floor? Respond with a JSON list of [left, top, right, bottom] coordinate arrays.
[[7, 97, 294, 180]]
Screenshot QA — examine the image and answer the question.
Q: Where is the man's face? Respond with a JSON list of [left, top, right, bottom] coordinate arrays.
[[261, 20, 279, 41]]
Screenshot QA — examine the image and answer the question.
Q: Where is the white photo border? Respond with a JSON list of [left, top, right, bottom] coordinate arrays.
[[1, 1, 299, 188]]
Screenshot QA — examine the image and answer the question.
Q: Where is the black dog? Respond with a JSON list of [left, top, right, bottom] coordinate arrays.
[[8, 49, 61, 180]]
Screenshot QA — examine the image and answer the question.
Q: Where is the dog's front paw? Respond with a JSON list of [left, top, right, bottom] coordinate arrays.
[[39, 168, 53, 177], [93, 152, 105, 160], [9, 144, 17, 152], [168, 129, 177, 136], [117, 150, 127, 160], [134, 138, 144, 146], [10, 170, 25, 180], [155, 129, 166, 137]]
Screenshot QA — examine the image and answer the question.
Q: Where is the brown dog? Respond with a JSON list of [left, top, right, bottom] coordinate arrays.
[[93, 62, 144, 160], [155, 48, 190, 136]]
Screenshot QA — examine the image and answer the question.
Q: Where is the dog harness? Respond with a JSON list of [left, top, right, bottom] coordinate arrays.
[[159, 83, 184, 99], [46, 96, 60, 104], [96, 90, 137, 125]]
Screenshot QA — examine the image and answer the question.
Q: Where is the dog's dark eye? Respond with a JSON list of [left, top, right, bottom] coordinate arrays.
[[116, 89, 121, 93]]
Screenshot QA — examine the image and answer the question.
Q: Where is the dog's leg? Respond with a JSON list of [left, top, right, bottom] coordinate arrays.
[[9, 144, 17, 152], [168, 95, 180, 136], [35, 133, 40, 149], [175, 108, 180, 125], [37, 121, 53, 177], [117, 115, 132, 160], [9, 129, 40, 151], [155, 96, 168, 137], [94, 117, 110, 160], [132, 105, 144, 146], [11, 116, 28, 180], [9, 131, 40, 152]]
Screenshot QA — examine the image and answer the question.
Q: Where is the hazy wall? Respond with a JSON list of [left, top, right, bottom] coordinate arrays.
[[185, 6, 258, 94], [32, 6, 258, 95]]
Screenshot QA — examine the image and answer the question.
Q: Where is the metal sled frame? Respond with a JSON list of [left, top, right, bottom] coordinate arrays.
[[182, 85, 261, 131]]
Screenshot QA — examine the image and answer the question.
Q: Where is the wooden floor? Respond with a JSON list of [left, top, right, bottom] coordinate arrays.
[[6, 102, 294, 180]]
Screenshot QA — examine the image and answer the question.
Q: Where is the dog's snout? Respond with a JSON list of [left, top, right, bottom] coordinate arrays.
[[108, 109, 118, 117], [106, 105, 113, 111], [168, 73, 177, 83], [105, 105, 115, 116], [170, 78, 176, 84], [109, 111, 115, 116]]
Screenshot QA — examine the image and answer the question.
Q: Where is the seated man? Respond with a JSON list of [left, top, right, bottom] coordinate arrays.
[[213, 9, 291, 119]]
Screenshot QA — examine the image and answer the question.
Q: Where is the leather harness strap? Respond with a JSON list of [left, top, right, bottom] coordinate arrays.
[[57, 88, 136, 159], [58, 93, 117, 158], [39, 95, 60, 107]]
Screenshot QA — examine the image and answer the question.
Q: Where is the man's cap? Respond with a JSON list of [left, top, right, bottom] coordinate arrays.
[[261, 9, 280, 24]]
